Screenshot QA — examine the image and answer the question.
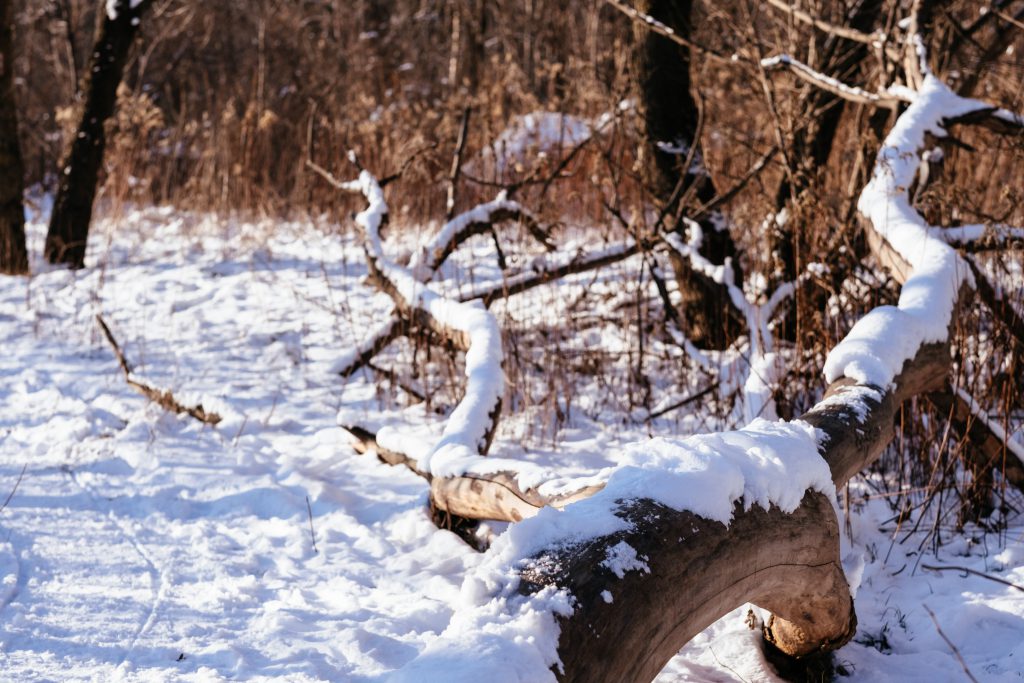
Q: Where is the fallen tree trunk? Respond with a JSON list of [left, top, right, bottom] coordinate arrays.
[[385, 33, 1024, 683], [538, 493, 854, 683], [512, 342, 947, 682]]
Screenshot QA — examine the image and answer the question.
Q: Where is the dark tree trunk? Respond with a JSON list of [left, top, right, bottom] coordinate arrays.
[[450, 0, 487, 94], [0, 0, 28, 275], [44, 0, 148, 269], [632, 0, 740, 350]]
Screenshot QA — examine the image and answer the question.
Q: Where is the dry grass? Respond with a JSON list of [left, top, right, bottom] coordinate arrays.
[[11, 0, 1024, 532]]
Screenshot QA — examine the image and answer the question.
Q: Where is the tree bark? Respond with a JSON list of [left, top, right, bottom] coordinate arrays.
[[44, 0, 149, 269], [525, 340, 949, 682], [532, 493, 855, 683], [0, 0, 28, 275], [632, 0, 740, 349]]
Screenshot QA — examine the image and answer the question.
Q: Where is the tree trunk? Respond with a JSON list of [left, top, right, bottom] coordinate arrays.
[[632, 0, 740, 350], [44, 0, 148, 269], [0, 0, 28, 275], [513, 342, 950, 683]]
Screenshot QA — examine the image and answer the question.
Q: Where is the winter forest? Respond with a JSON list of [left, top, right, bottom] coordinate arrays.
[[2, 0, 1024, 680]]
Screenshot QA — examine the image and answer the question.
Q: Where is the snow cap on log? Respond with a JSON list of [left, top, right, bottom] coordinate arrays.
[[824, 76, 985, 387]]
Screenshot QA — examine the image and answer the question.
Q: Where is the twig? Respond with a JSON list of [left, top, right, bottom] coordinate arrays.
[[379, 142, 438, 188], [922, 564, 1024, 593], [336, 316, 404, 378], [305, 495, 318, 553], [966, 256, 1024, 350], [994, 8, 1024, 33], [760, 54, 903, 108], [692, 145, 778, 218], [95, 315, 222, 425], [648, 383, 719, 419], [446, 107, 472, 220], [97, 314, 133, 374], [923, 604, 980, 683], [306, 159, 354, 189], [0, 464, 27, 513], [305, 159, 359, 192], [601, 0, 733, 65], [467, 242, 642, 306], [763, 0, 893, 52]]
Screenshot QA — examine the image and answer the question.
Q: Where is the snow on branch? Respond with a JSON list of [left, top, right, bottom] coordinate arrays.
[[390, 419, 840, 683], [345, 169, 505, 476], [387, 43, 1024, 682], [940, 223, 1024, 250], [760, 54, 905, 107], [825, 75, 995, 387], [332, 315, 402, 378], [464, 241, 640, 306], [951, 387, 1024, 483], [410, 195, 549, 281], [663, 219, 812, 423]]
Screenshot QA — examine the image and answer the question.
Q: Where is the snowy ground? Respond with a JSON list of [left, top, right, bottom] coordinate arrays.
[[1, 205, 1022, 682]]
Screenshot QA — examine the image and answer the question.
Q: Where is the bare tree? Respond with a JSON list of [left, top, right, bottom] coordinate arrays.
[[0, 0, 27, 275], [44, 0, 150, 269]]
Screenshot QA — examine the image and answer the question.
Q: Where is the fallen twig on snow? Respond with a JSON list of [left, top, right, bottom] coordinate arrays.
[[0, 463, 27, 513], [924, 604, 980, 683], [95, 315, 221, 426], [922, 563, 1024, 593]]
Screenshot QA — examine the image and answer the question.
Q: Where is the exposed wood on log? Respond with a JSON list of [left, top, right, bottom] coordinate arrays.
[[372, 17, 1024, 683], [511, 338, 948, 682], [95, 315, 221, 425], [341, 425, 424, 473], [803, 344, 949, 487], [432, 472, 605, 521], [525, 492, 855, 682]]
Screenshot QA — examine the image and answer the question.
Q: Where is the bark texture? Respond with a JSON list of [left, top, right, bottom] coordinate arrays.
[[0, 0, 28, 275], [44, 0, 149, 268], [528, 493, 855, 683]]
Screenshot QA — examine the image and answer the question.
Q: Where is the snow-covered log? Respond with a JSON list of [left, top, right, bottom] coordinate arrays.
[[388, 339, 950, 683], [388, 39, 1021, 683]]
